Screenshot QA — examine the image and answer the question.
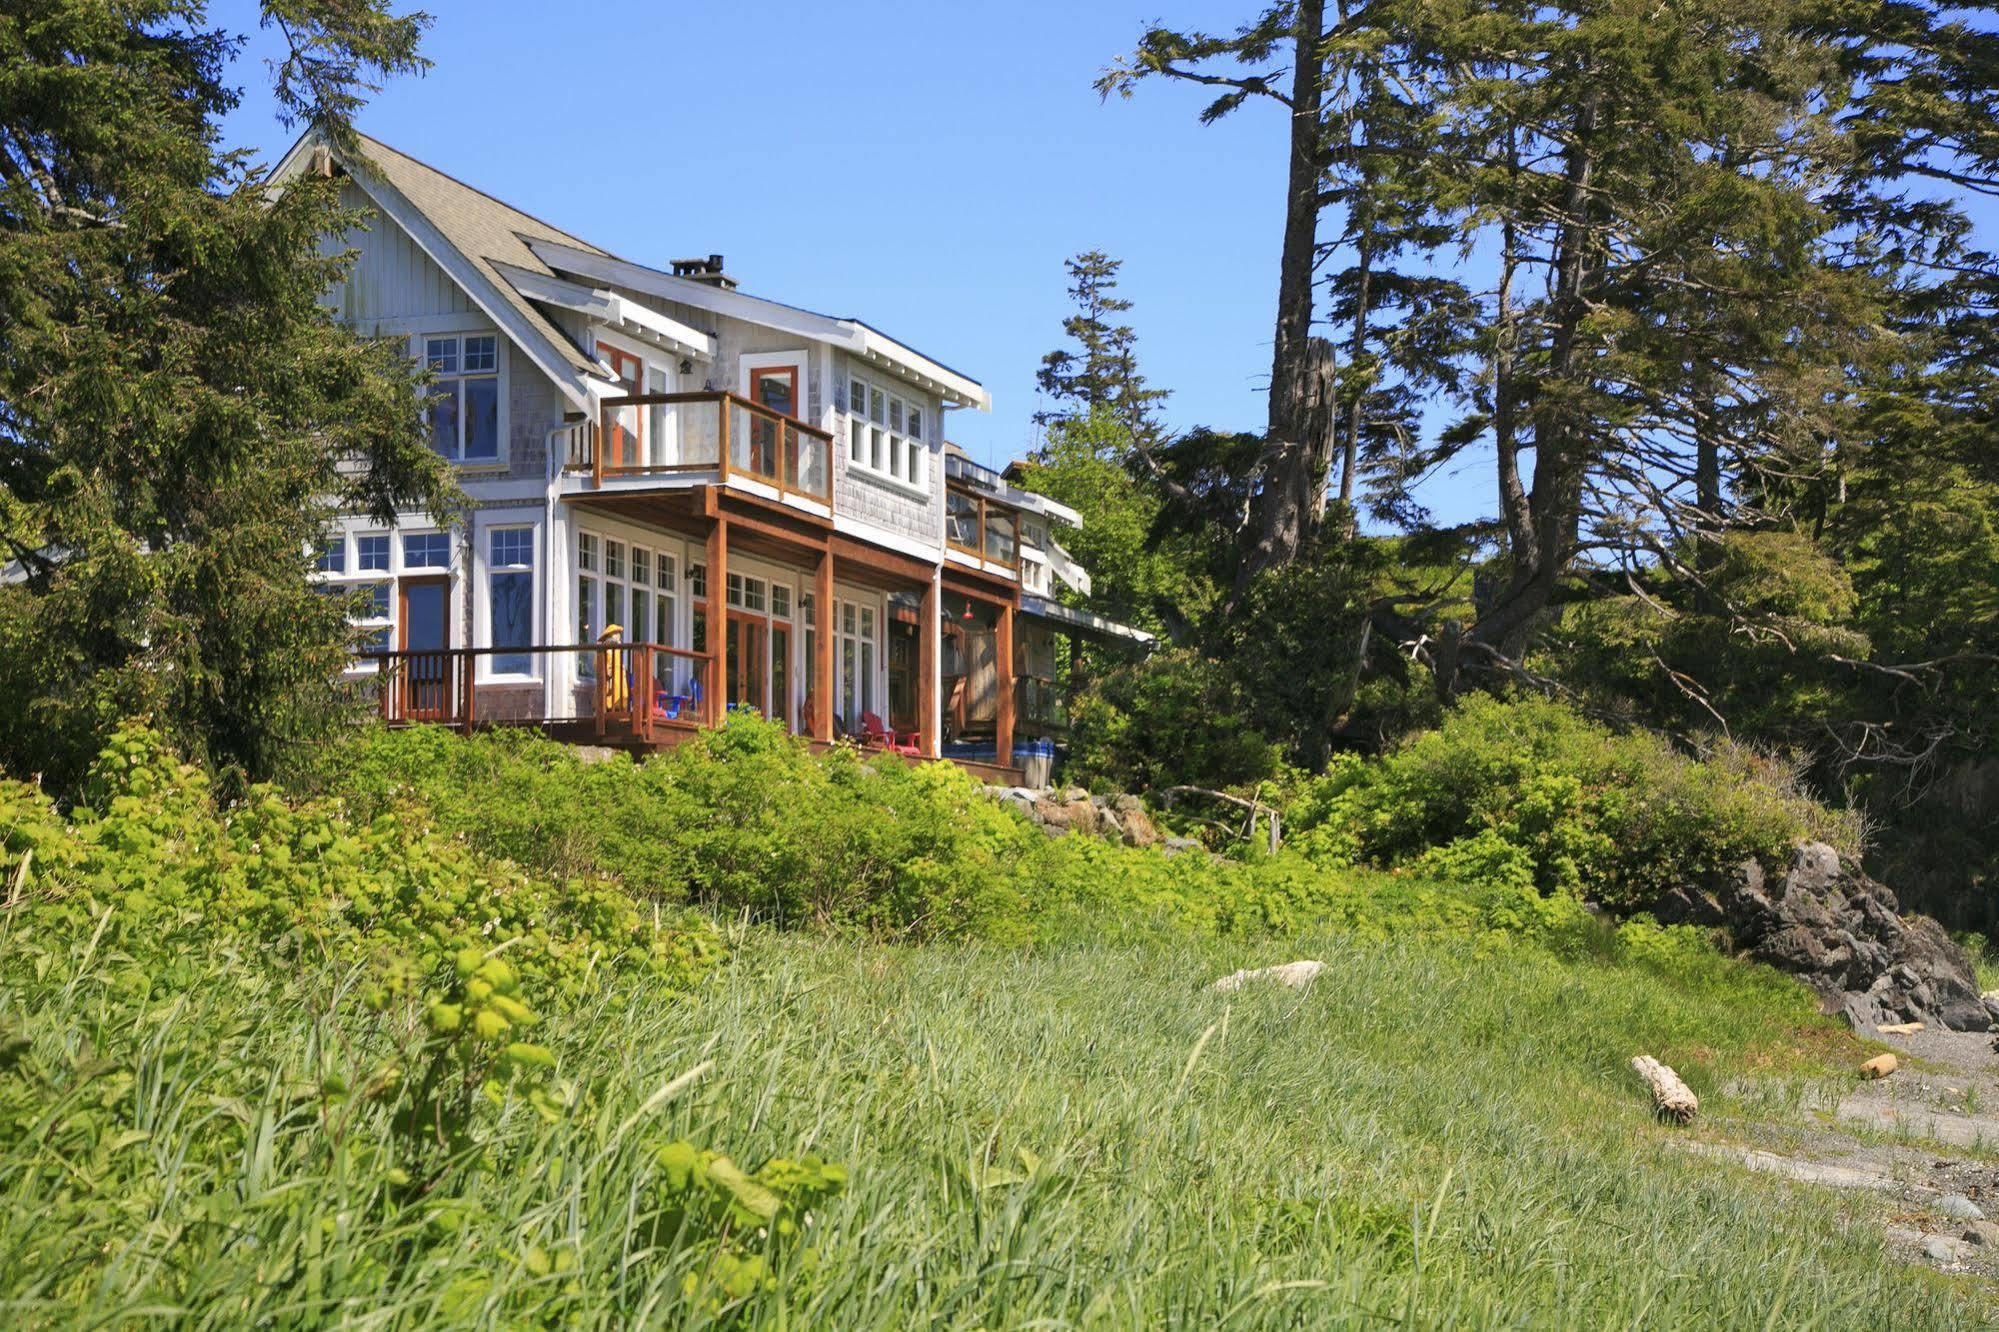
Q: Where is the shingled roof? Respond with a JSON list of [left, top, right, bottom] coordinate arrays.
[[338, 132, 612, 383]]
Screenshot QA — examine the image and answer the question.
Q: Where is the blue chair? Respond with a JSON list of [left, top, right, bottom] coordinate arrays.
[[656, 677, 703, 722]]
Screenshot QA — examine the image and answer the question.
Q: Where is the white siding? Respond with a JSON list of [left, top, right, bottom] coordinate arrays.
[[324, 182, 479, 323]]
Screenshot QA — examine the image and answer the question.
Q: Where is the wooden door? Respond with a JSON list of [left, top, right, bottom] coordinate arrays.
[[770, 623, 792, 732], [726, 613, 766, 715], [398, 575, 452, 721], [748, 366, 798, 418]]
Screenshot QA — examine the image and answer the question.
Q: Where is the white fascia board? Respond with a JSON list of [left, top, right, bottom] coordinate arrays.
[[494, 262, 716, 363], [833, 514, 944, 565], [853, 326, 991, 412], [1046, 538, 1093, 597], [283, 148, 598, 416], [527, 238, 990, 411]]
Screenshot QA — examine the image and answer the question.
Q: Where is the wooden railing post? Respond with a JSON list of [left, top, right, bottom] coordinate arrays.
[[717, 397, 731, 487], [592, 414, 605, 488], [996, 601, 1016, 773], [707, 516, 729, 727], [462, 652, 476, 735]]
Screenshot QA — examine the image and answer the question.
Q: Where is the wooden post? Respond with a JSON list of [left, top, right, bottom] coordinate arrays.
[[995, 599, 1016, 773], [461, 652, 476, 736], [707, 515, 728, 726], [716, 398, 727, 483], [813, 547, 835, 741], [919, 576, 939, 758], [592, 412, 604, 488]]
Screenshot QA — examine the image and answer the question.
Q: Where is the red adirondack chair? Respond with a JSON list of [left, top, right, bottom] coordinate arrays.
[[859, 711, 920, 758]]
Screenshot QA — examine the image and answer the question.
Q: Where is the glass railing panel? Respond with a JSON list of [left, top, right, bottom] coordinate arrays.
[[677, 397, 720, 467], [947, 492, 980, 550], [795, 429, 829, 500], [985, 508, 1017, 565]]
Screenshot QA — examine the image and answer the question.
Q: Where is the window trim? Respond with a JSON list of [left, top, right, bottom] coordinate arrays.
[[844, 368, 929, 495], [418, 329, 509, 467], [477, 518, 540, 682]]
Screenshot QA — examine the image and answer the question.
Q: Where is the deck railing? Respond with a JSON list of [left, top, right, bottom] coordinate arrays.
[[946, 484, 1020, 570], [359, 642, 716, 742], [564, 391, 831, 505]]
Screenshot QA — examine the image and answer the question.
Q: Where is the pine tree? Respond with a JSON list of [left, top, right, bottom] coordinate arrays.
[[0, 0, 449, 791], [1034, 251, 1170, 448]]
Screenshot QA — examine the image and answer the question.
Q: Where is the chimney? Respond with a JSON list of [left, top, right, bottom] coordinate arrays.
[[671, 254, 737, 291]]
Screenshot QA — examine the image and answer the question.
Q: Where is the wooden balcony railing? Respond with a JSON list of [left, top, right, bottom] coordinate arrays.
[[946, 484, 1019, 570], [360, 642, 716, 742], [564, 391, 832, 505]]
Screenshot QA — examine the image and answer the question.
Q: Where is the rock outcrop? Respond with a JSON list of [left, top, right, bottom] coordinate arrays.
[[983, 786, 1162, 850], [1657, 843, 1988, 1032]]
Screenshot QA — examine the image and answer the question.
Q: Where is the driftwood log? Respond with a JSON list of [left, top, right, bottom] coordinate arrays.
[[1630, 1055, 1699, 1125]]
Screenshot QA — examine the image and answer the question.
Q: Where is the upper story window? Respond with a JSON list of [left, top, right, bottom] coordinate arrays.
[[846, 373, 926, 490], [426, 334, 500, 463]]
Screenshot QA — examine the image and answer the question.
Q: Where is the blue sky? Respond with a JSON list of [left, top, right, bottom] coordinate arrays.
[[208, 3, 1999, 537], [209, 0, 1494, 524]]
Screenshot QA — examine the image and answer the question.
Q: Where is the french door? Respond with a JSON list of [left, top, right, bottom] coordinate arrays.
[[726, 612, 767, 714]]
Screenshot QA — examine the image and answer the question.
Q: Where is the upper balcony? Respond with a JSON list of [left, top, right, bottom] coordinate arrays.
[[563, 391, 832, 511], [945, 483, 1020, 575]]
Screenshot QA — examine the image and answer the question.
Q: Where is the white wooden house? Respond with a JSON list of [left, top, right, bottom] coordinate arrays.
[[275, 128, 1149, 780]]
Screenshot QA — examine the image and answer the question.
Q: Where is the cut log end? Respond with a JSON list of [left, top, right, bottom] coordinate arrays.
[[1631, 1054, 1699, 1126]]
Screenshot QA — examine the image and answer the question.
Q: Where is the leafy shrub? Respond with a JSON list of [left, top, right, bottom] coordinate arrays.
[[0, 724, 872, 1320], [1063, 648, 1285, 793], [1285, 695, 1858, 909]]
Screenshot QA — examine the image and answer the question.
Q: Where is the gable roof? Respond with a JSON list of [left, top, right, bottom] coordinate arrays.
[[348, 132, 611, 377], [271, 127, 613, 409], [270, 128, 989, 412]]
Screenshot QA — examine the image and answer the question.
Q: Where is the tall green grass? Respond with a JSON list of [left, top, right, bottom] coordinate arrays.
[[4, 924, 1985, 1328]]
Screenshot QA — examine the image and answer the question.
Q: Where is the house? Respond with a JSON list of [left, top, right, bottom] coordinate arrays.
[[275, 128, 1149, 783]]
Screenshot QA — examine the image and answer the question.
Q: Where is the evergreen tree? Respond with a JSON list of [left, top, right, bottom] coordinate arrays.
[[0, 0, 449, 792], [1034, 250, 1170, 448]]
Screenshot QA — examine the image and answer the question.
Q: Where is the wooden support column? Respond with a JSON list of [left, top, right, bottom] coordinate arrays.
[[919, 575, 940, 758], [995, 599, 1016, 773], [706, 515, 728, 726], [813, 548, 835, 741]]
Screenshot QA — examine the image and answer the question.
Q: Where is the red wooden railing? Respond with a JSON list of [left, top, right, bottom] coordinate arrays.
[[562, 390, 832, 506], [361, 643, 715, 742]]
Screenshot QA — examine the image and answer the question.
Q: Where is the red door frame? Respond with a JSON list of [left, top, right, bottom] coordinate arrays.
[[398, 574, 453, 722]]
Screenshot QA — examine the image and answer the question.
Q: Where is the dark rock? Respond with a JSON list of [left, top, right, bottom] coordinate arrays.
[[1711, 843, 1989, 1033]]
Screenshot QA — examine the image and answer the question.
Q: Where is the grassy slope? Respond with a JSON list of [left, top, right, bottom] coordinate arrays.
[[9, 925, 1992, 1328]]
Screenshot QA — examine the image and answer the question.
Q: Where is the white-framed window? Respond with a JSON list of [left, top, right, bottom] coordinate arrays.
[[726, 573, 767, 613], [403, 531, 451, 569], [577, 528, 681, 665], [846, 372, 927, 489], [835, 597, 880, 728], [424, 333, 501, 463], [311, 520, 445, 666], [488, 526, 535, 674]]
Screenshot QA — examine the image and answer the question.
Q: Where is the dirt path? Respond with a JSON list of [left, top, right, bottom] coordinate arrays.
[[1694, 1024, 1999, 1273]]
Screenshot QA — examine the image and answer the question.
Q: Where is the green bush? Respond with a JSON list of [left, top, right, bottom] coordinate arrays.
[[306, 713, 1830, 1001], [1063, 647, 1285, 793], [1284, 695, 1858, 909], [0, 724, 873, 1320]]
